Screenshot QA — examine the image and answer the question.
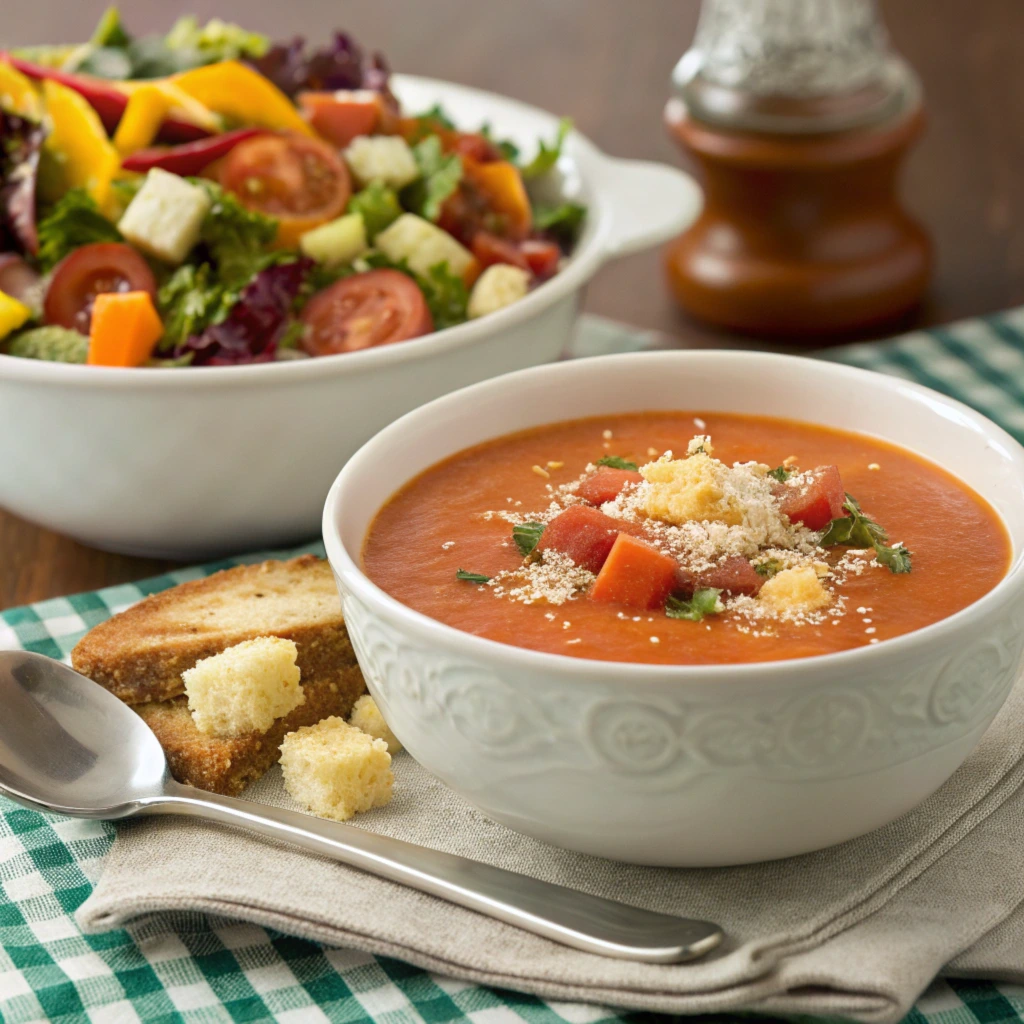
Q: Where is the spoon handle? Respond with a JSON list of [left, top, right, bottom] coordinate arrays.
[[151, 786, 722, 964]]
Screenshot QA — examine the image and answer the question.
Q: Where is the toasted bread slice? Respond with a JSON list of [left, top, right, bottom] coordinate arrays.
[[72, 555, 348, 704], [135, 659, 366, 795]]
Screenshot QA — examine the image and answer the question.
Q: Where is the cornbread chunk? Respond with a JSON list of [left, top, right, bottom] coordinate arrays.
[[183, 637, 304, 737], [72, 556, 349, 704], [135, 656, 365, 795], [349, 694, 403, 753], [280, 717, 393, 822], [641, 451, 743, 526], [758, 566, 831, 616], [467, 264, 530, 319]]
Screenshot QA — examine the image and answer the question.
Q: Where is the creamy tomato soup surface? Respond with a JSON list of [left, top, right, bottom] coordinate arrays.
[[362, 412, 1011, 666]]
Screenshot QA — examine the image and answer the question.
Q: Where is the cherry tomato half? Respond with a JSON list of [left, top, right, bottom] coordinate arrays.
[[43, 243, 157, 334], [220, 134, 351, 249], [300, 269, 433, 356], [471, 231, 529, 271], [520, 239, 561, 279]]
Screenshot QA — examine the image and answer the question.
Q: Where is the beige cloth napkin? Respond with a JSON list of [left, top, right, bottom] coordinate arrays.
[[77, 677, 1024, 1024]]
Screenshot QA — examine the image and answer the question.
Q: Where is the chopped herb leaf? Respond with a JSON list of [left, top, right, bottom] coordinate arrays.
[[874, 542, 913, 574], [419, 261, 469, 330], [512, 521, 546, 558], [456, 569, 491, 583], [479, 122, 520, 162], [754, 558, 783, 579], [415, 103, 456, 131], [36, 189, 122, 272], [522, 117, 572, 178], [819, 493, 912, 574], [597, 455, 639, 471], [406, 135, 462, 222], [666, 588, 723, 622], [346, 180, 402, 240], [533, 201, 586, 245], [767, 465, 792, 483]]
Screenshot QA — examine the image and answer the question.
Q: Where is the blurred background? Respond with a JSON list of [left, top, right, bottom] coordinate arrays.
[[7, 0, 1023, 342]]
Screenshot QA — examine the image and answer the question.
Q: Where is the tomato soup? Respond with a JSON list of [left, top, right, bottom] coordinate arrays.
[[362, 413, 1012, 665]]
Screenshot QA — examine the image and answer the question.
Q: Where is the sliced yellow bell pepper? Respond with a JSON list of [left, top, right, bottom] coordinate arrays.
[[114, 79, 223, 136], [113, 84, 171, 154], [0, 61, 42, 120], [171, 61, 314, 137], [0, 290, 31, 340], [42, 78, 119, 208]]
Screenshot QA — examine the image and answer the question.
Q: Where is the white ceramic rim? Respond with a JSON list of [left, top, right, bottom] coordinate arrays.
[[323, 350, 1024, 683], [0, 74, 646, 391]]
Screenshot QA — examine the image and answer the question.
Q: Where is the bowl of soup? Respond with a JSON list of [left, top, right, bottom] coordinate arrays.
[[322, 351, 1024, 866]]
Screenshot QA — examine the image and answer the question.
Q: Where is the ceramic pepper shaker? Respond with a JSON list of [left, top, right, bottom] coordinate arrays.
[[664, 0, 932, 340]]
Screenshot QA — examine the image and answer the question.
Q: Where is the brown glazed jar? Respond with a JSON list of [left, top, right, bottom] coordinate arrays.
[[664, 0, 932, 340]]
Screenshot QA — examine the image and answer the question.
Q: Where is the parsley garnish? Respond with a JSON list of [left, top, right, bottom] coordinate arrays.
[[754, 558, 783, 579], [666, 588, 723, 622], [819, 494, 912, 574], [456, 569, 491, 583], [512, 522, 545, 558], [767, 465, 792, 483], [522, 117, 572, 178], [596, 455, 639, 471], [406, 135, 462, 222]]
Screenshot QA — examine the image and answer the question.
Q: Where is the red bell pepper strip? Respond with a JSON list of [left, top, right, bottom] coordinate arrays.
[[121, 127, 268, 176], [0, 54, 208, 143]]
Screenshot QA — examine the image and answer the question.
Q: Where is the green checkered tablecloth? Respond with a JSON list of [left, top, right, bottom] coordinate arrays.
[[4, 312, 1024, 1024]]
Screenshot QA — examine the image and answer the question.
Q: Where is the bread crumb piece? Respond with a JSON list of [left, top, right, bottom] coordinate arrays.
[[532, 464, 550, 479], [650, 636, 660, 644], [868, 463, 881, 471], [758, 566, 831, 617], [641, 450, 742, 526], [183, 636, 304, 737], [783, 455, 799, 468], [280, 717, 393, 821], [602, 429, 613, 440], [349, 694, 403, 753], [547, 460, 564, 469], [694, 417, 706, 430]]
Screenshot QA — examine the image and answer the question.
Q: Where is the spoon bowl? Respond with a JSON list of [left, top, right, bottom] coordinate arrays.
[[0, 650, 723, 964], [0, 650, 169, 817]]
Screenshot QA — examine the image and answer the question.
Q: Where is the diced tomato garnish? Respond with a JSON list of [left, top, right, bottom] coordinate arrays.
[[449, 132, 502, 163], [577, 468, 644, 506], [674, 556, 764, 598], [299, 90, 383, 148], [471, 231, 529, 271], [776, 465, 846, 531], [520, 239, 561, 280], [535, 505, 641, 574], [590, 533, 678, 610]]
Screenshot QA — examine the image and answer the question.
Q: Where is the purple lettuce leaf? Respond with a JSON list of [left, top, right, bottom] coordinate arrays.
[[174, 259, 311, 366], [0, 112, 45, 255], [247, 31, 393, 102]]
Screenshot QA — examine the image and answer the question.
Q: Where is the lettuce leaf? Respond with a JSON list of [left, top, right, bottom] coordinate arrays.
[[0, 111, 45, 256], [36, 189, 122, 272], [171, 259, 310, 365]]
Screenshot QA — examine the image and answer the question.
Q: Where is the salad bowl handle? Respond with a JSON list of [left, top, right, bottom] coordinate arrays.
[[594, 155, 703, 260]]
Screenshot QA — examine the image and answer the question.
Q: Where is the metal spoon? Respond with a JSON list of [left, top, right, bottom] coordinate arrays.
[[0, 650, 722, 964]]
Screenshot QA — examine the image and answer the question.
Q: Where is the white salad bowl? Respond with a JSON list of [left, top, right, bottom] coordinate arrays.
[[0, 75, 700, 559], [323, 351, 1024, 867]]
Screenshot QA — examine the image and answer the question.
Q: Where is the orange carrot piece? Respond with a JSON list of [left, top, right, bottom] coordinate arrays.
[[87, 291, 164, 368], [589, 532, 678, 610]]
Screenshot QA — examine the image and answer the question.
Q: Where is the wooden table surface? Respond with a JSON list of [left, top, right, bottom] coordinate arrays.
[[3, 0, 1023, 608]]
